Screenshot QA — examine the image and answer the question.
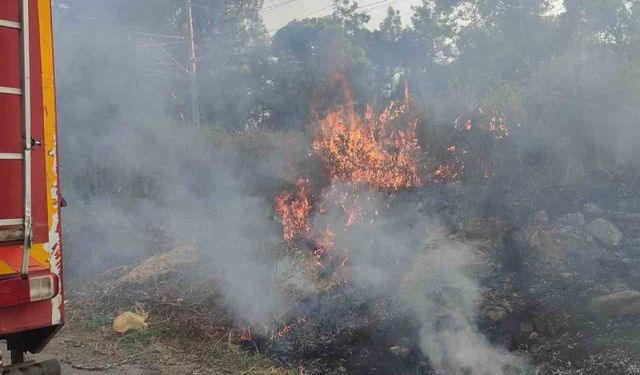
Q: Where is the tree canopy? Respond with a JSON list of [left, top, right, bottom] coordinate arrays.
[[55, 0, 640, 169]]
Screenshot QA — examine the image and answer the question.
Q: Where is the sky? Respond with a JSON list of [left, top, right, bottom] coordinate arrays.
[[260, 0, 424, 32]]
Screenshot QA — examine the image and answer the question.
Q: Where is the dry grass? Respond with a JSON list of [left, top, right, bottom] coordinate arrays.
[[63, 268, 295, 375]]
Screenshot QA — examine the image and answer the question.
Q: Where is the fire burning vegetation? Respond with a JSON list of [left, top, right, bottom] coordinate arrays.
[[275, 78, 426, 289], [52, 1, 640, 375], [275, 76, 508, 288], [311, 80, 423, 191], [264, 76, 532, 374], [276, 178, 313, 242]]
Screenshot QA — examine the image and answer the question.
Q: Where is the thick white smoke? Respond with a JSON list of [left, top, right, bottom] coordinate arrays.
[[309, 185, 527, 374]]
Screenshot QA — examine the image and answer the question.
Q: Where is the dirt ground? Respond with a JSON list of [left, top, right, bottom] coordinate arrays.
[[30, 285, 293, 375], [33, 312, 192, 375]]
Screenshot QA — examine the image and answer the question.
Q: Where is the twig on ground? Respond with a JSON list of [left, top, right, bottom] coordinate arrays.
[[116, 345, 157, 366], [241, 363, 260, 375], [149, 310, 176, 326], [71, 363, 114, 371]]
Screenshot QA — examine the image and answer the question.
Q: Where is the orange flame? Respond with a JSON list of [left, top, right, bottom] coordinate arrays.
[[312, 83, 422, 191], [274, 76, 506, 284], [275, 178, 312, 241], [240, 326, 253, 342]]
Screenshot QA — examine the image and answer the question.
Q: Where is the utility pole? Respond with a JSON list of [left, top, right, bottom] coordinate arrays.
[[186, 0, 200, 127]]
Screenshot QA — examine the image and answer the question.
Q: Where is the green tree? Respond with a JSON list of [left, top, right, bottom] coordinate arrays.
[[106, 0, 269, 129], [268, 17, 374, 130], [332, 0, 371, 37], [368, 7, 406, 98]]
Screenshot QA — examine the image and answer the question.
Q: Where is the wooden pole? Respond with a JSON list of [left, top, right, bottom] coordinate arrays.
[[186, 0, 200, 127]]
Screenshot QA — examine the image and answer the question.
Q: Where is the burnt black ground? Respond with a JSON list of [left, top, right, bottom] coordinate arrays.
[[255, 175, 640, 375]]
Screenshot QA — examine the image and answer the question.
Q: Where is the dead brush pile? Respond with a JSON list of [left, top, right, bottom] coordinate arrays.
[[68, 245, 294, 374]]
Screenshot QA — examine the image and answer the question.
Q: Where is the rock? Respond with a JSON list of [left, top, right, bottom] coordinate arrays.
[[555, 229, 608, 259], [588, 290, 640, 317], [557, 212, 586, 227], [587, 218, 622, 247], [486, 307, 507, 322], [389, 346, 410, 356], [584, 203, 604, 216], [520, 321, 534, 333], [609, 211, 640, 223], [535, 210, 548, 225], [528, 228, 566, 259]]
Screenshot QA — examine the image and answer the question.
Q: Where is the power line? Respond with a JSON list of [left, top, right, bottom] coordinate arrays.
[[359, 0, 401, 11], [269, 0, 411, 31], [138, 32, 185, 40], [297, 0, 406, 18], [270, 3, 333, 29], [359, 0, 410, 18], [261, 0, 304, 12]]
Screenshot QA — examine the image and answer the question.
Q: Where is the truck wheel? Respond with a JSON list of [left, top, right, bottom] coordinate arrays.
[[10, 350, 24, 365]]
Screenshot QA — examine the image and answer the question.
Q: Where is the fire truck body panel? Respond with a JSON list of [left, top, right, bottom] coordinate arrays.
[[0, 0, 63, 353]]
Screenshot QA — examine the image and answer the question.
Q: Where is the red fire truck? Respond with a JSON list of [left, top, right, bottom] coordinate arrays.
[[1, 0, 63, 373]]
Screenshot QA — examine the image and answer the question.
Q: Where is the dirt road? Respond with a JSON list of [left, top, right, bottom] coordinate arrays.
[[34, 328, 145, 375]]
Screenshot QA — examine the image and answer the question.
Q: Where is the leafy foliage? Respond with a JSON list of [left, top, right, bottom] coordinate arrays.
[[56, 0, 640, 196]]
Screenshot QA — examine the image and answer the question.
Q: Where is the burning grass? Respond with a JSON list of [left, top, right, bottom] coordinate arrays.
[[60, 72, 640, 375], [275, 178, 312, 241], [312, 83, 423, 191], [274, 77, 467, 287]]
